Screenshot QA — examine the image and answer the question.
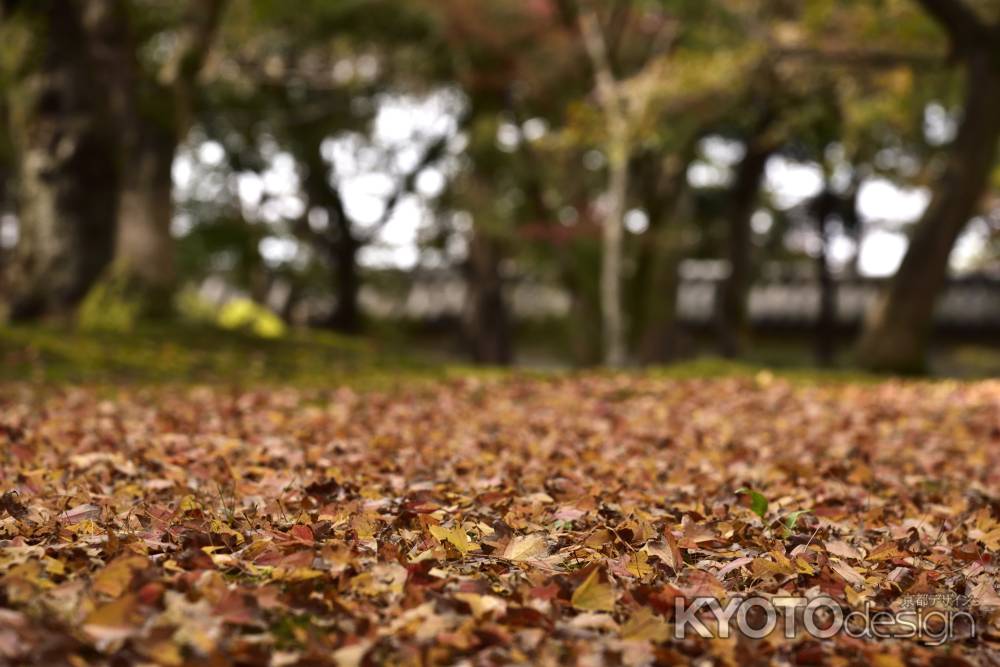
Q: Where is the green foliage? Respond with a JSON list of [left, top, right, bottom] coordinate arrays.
[[783, 509, 812, 533], [77, 273, 146, 333], [736, 487, 769, 519]]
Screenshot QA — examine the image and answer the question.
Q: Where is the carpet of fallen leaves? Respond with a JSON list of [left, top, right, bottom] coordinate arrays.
[[1, 375, 1000, 666]]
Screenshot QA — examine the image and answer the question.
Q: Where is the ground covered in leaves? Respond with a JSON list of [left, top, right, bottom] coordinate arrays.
[[1, 375, 999, 666]]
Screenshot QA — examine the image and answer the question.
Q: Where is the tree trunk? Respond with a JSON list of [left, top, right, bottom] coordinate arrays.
[[298, 147, 365, 335], [462, 232, 511, 365], [815, 217, 836, 367], [857, 52, 1000, 373], [637, 252, 682, 364], [636, 190, 694, 365], [113, 127, 177, 304], [715, 130, 773, 357], [601, 141, 629, 367], [630, 148, 692, 364], [578, 9, 630, 367], [2, 2, 118, 320], [328, 232, 362, 334], [80, 0, 225, 319]]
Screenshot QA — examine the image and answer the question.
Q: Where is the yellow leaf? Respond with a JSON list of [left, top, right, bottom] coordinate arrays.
[[845, 584, 872, 608], [429, 524, 477, 556], [209, 519, 245, 545], [751, 556, 795, 579], [867, 542, 904, 562], [869, 653, 905, 667], [272, 567, 324, 582], [980, 528, 1000, 551], [91, 556, 149, 599], [44, 557, 65, 576], [572, 569, 616, 612], [83, 594, 142, 643], [621, 607, 670, 641], [794, 557, 815, 575], [626, 551, 654, 579], [177, 495, 200, 514]]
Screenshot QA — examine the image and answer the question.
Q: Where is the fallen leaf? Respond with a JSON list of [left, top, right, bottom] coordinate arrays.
[[571, 569, 616, 612]]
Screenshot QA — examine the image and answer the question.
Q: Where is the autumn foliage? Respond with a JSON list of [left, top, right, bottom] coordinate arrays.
[[1, 375, 1000, 664]]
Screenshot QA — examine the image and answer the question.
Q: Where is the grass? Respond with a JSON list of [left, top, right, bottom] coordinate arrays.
[[1, 323, 992, 388], [0, 324, 433, 387]]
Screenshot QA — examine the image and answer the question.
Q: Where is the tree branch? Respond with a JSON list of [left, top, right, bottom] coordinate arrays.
[[160, 0, 228, 86], [577, 8, 622, 121], [773, 46, 944, 69], [913, 0, 990, 52], [360, 110, 471, 242], [162, 0, 228, 135]]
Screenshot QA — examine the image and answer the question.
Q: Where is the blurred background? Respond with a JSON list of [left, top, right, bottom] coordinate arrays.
[[1, 0, 999, 377]]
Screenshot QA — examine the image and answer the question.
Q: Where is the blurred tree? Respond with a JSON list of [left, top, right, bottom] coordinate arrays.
[[714, 104, 781, 358], [0, 1, 118, 320], [576, 6, 634, 367], [858, 0, 1000, 372], [178, 0, 445, 331], [84, 0, 227, 323], [0, 0, 227, 323]]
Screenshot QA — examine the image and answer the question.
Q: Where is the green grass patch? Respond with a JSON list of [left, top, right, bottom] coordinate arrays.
[[0, 323, 436, 387]]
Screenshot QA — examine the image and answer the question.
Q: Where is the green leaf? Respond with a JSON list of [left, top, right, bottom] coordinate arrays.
[[784, 509, 811, 531], [736, 488, 768, 519]]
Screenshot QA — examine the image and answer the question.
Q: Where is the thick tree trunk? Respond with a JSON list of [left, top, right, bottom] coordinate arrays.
[[857, 52, 1000, 373], [2, 3, 118, 320], [297, 147, 365, 335], [114, 128, 177, 302], [462, 232, 511, 365], [80, 0, 225, 319], [636, 190, 693, 365], [715, 132, 773, 357], [631, 148, 692, 365], [637, 253, 682, 364], [328, 233, 362, 334]]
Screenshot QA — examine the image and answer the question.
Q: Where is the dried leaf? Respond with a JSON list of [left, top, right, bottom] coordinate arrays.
[[571, 569, 616, 612]]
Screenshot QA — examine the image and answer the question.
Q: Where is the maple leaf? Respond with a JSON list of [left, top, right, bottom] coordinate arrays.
[[3, 374, 999, 663], [625, 550, 654, 579], [429, 524, 478, 556]]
